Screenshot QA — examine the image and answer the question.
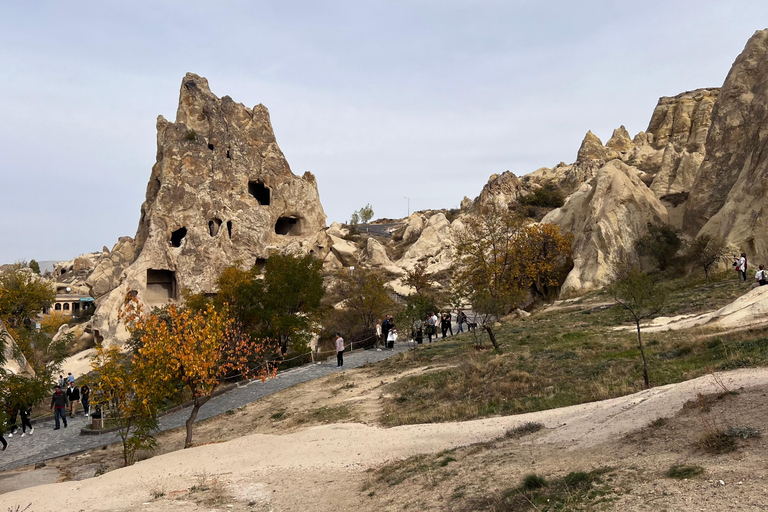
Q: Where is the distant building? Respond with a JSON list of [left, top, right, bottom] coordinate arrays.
[[45, 294, 95, 316]]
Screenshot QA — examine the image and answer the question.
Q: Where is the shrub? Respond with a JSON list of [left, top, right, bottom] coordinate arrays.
[[697, 432, 737, 454], [506, 421, 545, 438], [666, 464, 704, 479], [522, 473, 547, 490], [519, 182, 565, 209]]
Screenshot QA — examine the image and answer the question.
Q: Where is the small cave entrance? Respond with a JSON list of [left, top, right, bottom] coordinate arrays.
[[170, 227, 187, 248], [254, 258, 267, 272], [226, 149, 232, 159], [208, 143, 214, 151], [209, 218, 223, 237], [146, 269, 177, 304], [275, 217, 302, 236], [227, 221, 233, 239], [248, 181, 271, 205]]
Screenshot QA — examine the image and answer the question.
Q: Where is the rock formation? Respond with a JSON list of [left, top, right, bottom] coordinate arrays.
[[90, 74, 328, 343], [684, 30, 768, 259]]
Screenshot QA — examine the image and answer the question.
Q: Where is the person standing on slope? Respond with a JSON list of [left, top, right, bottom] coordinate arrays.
[[335, 333, 345, 367], [735, 252, 748, 282]]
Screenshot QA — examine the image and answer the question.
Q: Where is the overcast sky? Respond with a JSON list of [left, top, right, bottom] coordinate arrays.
[[1, 1, 767, 264]]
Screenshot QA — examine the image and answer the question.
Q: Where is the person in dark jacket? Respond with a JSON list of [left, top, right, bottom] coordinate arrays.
[[50, 386, 68, 429], [66, 382, 80, 418], [19, 404, 33, 436], [80, 384, 91, 417]]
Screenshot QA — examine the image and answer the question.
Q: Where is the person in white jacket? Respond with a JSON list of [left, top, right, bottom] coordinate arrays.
[[335, 333, 345, 367]]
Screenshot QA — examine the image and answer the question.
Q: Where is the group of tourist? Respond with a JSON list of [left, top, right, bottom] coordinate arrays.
[[0, 371, 91, 452], [372, 309, 470, 348], [733, 253, 768, 287]]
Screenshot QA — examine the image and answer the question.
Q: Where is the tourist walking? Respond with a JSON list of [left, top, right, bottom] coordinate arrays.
[[375, 319, 382, 350], [456, 309, 467, 333], [67, 372, 75, 385], [19, 404, 33, 436], [50, 386, 68, 429], [66, 382, 80, 418], [735, 253, 748, 282], [335, 333, 345, 367], [6, 407, 18, 437], [425, 313, 436, 342], [81, 383, 91, 417], [0, 429, 6, 451], [413, 317, 423, 344], [58, 375, 65, 388], [381, 316, 391, 351], [387, 326, 397, 350], [441, 312, 453, 338]]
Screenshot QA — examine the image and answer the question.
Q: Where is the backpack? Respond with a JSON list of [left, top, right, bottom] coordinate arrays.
[[760, 270, 767, 286]]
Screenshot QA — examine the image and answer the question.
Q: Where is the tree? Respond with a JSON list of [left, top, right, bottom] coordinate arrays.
[[0, 264, 55, 329], [610, 266, 667, 389], [121, 297, 277, 448], [213, 253, 324, 355], [634, 223, 684, 272], [28, 260, 40, 275], [90, 345, 159, 466], [688, 235, 729, 284], [328, 267, 398, 343], [12, 327, 67, 380], [349, 204, 374, 231], [452, 203, 572, 349]]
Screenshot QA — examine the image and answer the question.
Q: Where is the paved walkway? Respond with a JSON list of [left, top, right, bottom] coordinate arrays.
[[0, 344, 411, 472]]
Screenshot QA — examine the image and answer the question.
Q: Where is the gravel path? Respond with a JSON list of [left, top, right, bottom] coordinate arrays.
[[0, 344, 411, 472]]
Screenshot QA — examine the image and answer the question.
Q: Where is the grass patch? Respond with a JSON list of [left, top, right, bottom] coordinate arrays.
[[506, 421, 545, 438], [294, 405, 354, 424], [463, 468, 616, 511], [666, 464, 704, 479], [649, 417, 669, 428], [374, 450, 458, 487], [377, 273, 768, 426]]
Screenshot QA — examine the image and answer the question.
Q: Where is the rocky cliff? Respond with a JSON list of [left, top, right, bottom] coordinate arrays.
[[90, 74, 329, 343], [684, 30, 768, 260]]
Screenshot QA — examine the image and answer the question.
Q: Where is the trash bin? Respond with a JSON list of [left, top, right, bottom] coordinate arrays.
[[91, 418, 103, 430]]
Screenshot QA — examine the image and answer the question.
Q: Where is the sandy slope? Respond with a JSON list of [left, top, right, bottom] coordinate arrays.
[[4, 368, 768, 511]]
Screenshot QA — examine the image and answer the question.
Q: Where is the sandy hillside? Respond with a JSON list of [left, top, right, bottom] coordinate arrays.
[[4, 368, 768, 511]]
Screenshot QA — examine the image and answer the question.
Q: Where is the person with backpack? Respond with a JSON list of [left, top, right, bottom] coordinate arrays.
[[66, 382, 80, 418], [456, 309, 468, 333], [753, 265, 768, 287], [425, 313, 436, 342], [19, 403, 33, 437]]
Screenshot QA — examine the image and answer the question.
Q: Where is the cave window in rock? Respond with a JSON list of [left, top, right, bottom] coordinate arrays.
[[170, 227, 187, 247], [226, 149, 231, 159], [275, 216, 302, 236], [248, 181, 271, 205], [55, 303, 62, 311], [146, 269, 177, 304], [227, 221, 233, 239], [208, 143, 214, 151], [73, 302, 80, 311], [209, 218, 223, 237], [254, 258, 267, 272]]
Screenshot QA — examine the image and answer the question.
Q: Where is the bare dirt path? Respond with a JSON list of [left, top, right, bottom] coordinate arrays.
[[4, 367, 768, 511]]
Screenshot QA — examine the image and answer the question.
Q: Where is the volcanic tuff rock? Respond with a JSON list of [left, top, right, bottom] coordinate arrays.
[[543, 160, 668, 294], [684, 30, 768, 259], [91, 73, 328, 343]]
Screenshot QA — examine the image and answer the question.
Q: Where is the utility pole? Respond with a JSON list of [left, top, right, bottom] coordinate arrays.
[[404, 197, 410, 217]]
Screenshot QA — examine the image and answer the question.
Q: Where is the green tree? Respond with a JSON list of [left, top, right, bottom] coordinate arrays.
[[358, 204, 374, 224], [634, 223, 684, 272], [28, 260, 41, 275], [687, 235, 729, 284], [328, 267, 398, 343], [214, 253, 324, 355], [452, 203, 572, 350], [610, 266, 667, 389], [0, 264, 55, 329]]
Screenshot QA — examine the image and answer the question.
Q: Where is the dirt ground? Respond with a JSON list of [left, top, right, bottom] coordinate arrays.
[[4, 366, 768, 511]]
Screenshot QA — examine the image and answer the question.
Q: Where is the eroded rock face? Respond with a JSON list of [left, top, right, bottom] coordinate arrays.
[[543, 160, 669, 294], [684, 29, 768, 260], [92, 73, 328, 343]]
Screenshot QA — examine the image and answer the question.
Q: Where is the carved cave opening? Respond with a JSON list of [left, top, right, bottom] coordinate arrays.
[[254, 258, 267, 272], [209, 218, 223, 237], [146, 269, 177, 304], [248, 181, 271, 206], [170, 227, 187, 247], [226, 149, 231, 159], [208, 143, 214, 151], [227, 221, 233, 239], [275, 217, 302, 236]]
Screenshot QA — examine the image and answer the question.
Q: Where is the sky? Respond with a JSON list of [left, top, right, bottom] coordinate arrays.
[[1, 1, 767, 264]]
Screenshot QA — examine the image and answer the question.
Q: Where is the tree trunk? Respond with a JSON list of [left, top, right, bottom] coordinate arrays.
[[484, 325, 499, 351], [636, 321, 650, 389], [184, 395, 210, 448]]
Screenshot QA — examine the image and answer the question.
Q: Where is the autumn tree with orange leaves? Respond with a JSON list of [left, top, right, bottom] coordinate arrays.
[[120, 296, 278, 448], [452, 203, 572, 350]]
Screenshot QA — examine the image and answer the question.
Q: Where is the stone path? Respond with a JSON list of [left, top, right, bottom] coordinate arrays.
[[0, 343, 411, 472]]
